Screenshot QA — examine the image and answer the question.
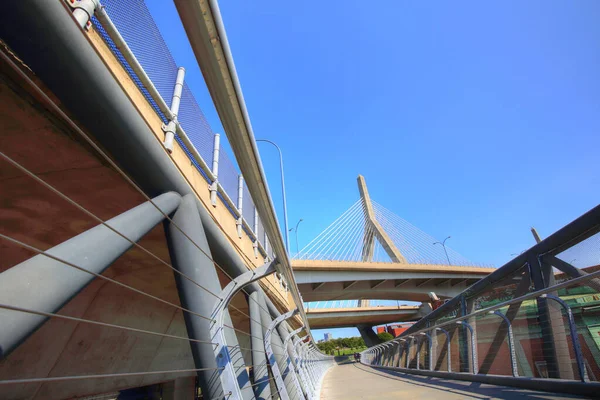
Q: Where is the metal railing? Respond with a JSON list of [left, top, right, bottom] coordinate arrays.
[[304, 300, 416, 310], [361, 205, 600, 396], [91, 0, 273, 258]]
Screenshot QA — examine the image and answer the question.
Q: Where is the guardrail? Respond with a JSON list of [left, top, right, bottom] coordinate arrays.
[[361, 205, 600, 397]]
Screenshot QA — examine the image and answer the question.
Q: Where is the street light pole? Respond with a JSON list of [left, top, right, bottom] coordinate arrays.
[[256, 139, 290, 253], [289, 218, 303, 255], [433, 236, 451, 265]]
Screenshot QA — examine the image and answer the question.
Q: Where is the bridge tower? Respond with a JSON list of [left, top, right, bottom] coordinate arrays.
[[357, 175, 407, 263]]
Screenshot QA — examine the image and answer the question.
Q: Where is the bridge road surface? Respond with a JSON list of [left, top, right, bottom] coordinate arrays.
[[320, 358, 590, 400]]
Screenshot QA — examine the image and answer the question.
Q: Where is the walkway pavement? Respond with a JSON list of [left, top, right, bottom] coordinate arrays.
[[320, 359, 590, 400]]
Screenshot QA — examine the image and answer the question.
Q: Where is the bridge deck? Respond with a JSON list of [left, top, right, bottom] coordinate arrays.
[[320, 360, 588, 400]]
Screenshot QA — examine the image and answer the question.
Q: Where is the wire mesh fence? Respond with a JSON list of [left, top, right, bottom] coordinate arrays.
[[92, 0, 269, 251]]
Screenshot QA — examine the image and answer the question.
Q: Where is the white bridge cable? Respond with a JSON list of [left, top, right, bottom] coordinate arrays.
[[334, 203, 368, 261], [294, 199, 363, 259], [373, 200, 482, 267], [297, 199, 365, 260], [316, 201, 365, 261], [305, 199, 365, 260]]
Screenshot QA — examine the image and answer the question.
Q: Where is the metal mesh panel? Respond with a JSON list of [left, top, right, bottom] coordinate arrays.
[[219, 148, 240, 204], [257, 216, 266, 249], [467, 265, 532, 311], [555, 230, 600, 271], [94, 0, 216, 183], [99, 0, 178, 105], [95, 0, 251, 219], [242, 183, 255, 233], [177, 83, 214, 165], [91, 18, 167, 123]]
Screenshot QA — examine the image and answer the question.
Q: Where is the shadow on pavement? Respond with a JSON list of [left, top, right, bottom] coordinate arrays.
[[334, 356, 354, 365], [353, 363, 591, 400]]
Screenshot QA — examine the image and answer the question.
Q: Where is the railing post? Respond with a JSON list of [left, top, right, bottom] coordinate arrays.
[[435, 327, 451, 372], [456, 321, 478, 375], [209, 133, 220, 206], [415, 337, 421, 370], [406, 338, 411, 368], [163, 67, 185, 152], [236, 175, 244, 238], [542, 294, 587, 382], [528, 253, 565, 379], [420, 332, 433, 371], [489, 310, 518, 377]]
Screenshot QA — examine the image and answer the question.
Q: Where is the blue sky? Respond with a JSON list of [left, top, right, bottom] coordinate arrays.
[[147, 1, 600, 339]]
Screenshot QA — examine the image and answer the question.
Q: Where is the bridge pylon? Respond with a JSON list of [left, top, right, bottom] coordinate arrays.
[[357, 175, 407, 263]]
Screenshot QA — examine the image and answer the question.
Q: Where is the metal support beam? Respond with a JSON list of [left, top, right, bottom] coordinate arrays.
[[543, 255, 600, 292], [343, 280, 359, 290], [283, 328, 311, 399], [210, 261, 277, 399], [0, 192, 181, 358], [249, 291, 271, 400], [165, 194, 248, 399], [276, 322, 304, 400], [357, 325, 381, 347], [280, 325, 310, 399], [264, 309, 299, 400], [312, 282, 326, 291]]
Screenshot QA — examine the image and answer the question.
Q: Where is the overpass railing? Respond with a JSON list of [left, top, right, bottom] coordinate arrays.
[[91, 0, 273, 260], [361, 205, 600, 397], [304, 300, 414, 310]]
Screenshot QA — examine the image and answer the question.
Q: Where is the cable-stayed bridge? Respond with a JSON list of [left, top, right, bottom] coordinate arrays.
[[292, 176, 494, 325], [0, 1, 599, 400]]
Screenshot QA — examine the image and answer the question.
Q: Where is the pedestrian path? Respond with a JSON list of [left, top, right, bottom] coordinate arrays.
[[320, 358, 589, 400]]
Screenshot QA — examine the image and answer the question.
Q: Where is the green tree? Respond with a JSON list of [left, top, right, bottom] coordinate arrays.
[[377, 332, 394, 342]]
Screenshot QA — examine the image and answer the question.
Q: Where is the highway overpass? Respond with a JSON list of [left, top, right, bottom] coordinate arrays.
[[306, 305, 421, 329], [294, 260, 494, 302]]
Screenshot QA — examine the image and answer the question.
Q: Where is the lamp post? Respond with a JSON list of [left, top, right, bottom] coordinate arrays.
[[289, 218, 303, 256], [256, 139, 290, 253], [433, 236, 451, 265]]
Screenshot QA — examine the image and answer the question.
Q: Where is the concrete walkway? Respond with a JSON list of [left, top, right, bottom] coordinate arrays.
[[320, 360, 590, 400]]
